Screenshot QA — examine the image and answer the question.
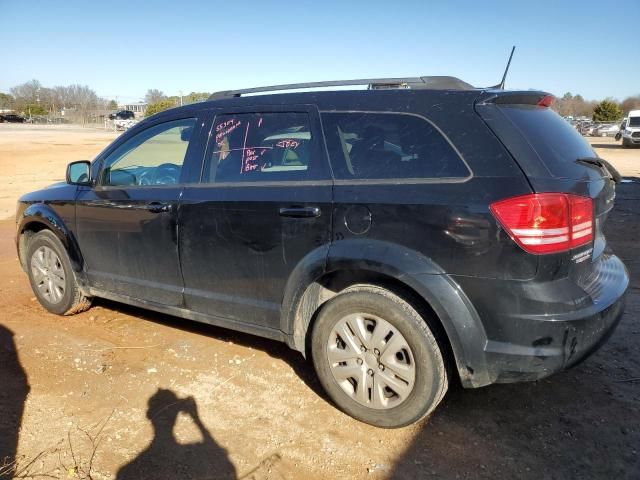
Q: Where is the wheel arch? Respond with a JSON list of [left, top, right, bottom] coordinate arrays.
[[17, 204, 84, 272], [282, 239, 493, 388]]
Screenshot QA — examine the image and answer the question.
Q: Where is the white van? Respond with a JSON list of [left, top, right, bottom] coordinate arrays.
[[621, 110, 640, 147]]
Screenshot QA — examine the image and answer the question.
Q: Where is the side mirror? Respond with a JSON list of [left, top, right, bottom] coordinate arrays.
[[180, 126, 193, 142], [66, 160, 92, 185]]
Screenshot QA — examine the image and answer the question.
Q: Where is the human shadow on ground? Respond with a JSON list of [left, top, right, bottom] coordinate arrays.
[[116, 389, 236, 480], [0, 324, 30, 478]]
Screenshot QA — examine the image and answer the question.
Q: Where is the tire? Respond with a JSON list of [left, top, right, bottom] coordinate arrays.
[[622, 138, 631, 148], [25, 230, 92, 315], [311, 284, 448, 428]]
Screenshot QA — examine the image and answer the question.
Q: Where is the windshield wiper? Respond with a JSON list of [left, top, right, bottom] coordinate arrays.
[[575, 157, 621, 183], [575, 157, 603, 167]]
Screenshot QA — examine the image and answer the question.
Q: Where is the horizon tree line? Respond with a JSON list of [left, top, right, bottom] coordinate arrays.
[[1, 79, 639, 122]]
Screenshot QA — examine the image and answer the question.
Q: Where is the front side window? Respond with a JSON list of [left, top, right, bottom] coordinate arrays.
[[204, 112, 313, 183], [101, 118, 196, 186], [322, 112, 469, 180]]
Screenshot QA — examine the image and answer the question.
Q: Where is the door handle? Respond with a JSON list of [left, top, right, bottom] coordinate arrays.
[[145, 202, 172, 213], [279, 206, 321, 218]]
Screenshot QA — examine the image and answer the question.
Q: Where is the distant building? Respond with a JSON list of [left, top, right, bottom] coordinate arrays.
[[118, 102, 147, 118]]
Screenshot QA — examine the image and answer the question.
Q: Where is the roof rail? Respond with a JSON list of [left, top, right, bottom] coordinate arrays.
[[208, 76, 474, 100]]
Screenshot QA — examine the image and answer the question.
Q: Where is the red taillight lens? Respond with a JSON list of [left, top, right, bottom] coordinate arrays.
[[490, 193, 593, 254]]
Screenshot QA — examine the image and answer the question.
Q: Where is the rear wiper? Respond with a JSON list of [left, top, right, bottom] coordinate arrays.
[[575, 157, 603, 167], [575, 157, 621, 184]]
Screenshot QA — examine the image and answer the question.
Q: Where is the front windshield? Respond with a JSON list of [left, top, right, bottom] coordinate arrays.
[[629, 117, 640, 127]]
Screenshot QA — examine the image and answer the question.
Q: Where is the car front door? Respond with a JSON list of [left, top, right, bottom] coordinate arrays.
[[179, 105, 333, 332], [76, 114, 204, 306]]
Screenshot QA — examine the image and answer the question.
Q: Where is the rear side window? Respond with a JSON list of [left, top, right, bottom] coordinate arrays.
[[204, 112, 314, 183], [492, 106, 596, 178], [321, 112, 469, 180]]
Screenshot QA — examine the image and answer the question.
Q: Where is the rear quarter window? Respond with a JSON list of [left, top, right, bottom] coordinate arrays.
[[321, 112, 470, 181]]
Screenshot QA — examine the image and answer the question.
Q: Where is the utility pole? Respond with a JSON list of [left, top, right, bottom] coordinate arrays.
[[179, 90, 183, 107]]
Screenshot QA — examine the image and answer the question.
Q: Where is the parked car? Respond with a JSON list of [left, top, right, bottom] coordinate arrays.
[[0, 113, 26, 123], [577, 121, 593, 135], [621, 110, 640, 147], [587, 123, 603, 136], [114, 118, 139, 131], [596, 124, 620, 137], [15, 77, 628, 428], [108, 110, 135, 120]]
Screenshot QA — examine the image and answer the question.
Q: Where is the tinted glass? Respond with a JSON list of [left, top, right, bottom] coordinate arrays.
[[101, 118, 195, 186], [205, 112, 312, 183], [629, 117, 640, 127], [498, 106, 597, 177], [321, 112, 469, 180]]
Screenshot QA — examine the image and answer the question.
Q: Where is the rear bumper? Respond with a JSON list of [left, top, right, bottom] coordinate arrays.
[[453, 253, 629, 385], [483, 292, 625, 383]]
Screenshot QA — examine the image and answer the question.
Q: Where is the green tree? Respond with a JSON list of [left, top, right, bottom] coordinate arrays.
[[0, 92, 14, 109], [145, 99, 176, 117], [185, 91, 210, 104], [592, 100, 623, 122], [22, 104, 48, 116], [107, 99, 118, 110]]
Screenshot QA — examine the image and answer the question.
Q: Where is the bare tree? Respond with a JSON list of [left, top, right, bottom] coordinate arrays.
[[10, 79, 42, 104], [67, 85, 99, 125], [145, 89, 165, 104], [621, 95, 640, 115], [554, 92, 597, 118]]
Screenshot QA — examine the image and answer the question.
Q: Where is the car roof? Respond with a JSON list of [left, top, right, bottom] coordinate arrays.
[[139, 86, 549, 129]]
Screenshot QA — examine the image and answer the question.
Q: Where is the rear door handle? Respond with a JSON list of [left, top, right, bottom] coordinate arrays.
[[145, 202, 172, 213], [279, 206, 321, 218]]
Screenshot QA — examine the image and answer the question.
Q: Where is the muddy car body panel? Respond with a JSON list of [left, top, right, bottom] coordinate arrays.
[[16, 77, 629, 424]]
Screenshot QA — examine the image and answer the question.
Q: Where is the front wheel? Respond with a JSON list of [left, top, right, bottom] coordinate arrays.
[[26, 230, 92, 315], [311, 285, 448, 428]]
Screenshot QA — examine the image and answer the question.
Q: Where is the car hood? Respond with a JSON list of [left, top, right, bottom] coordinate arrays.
[[19, 182, 77, 203]]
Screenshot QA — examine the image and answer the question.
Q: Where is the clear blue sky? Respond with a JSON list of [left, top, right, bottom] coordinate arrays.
[[1, 0, 638, 102]]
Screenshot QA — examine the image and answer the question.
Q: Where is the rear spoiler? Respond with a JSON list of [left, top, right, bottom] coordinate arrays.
[[477, 91, 555, 107]]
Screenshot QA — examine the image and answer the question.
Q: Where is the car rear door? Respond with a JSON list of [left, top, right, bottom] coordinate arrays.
[[75, 113, 206, 306], [178, 104, 332, 332]]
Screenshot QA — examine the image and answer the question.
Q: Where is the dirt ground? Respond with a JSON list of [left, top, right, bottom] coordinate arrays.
[[0, 124, 638, 479]]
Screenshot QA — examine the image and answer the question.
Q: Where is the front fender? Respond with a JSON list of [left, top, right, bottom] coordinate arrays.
[[17, 203, 84, 271]]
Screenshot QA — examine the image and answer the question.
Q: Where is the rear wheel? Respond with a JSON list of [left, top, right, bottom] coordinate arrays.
[[26, 230, 92, 315], [311, 284, 448, 428]]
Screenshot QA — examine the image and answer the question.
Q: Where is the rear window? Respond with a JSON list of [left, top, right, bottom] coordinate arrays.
[[321, 112, 469, 180], [493, 106, 596, 178]]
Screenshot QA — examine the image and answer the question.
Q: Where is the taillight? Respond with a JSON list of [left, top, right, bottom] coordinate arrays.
[[490, 193, 593, 254], [537, 95, 555, 107]]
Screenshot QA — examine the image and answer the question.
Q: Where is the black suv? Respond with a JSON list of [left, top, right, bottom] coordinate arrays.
[[0, 113, 26, 123], [108, 110, 135, 120], [15, 77, 628, 428]]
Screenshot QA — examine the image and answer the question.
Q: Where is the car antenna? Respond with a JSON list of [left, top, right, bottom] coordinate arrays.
[[492, 46, 516, 90]]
